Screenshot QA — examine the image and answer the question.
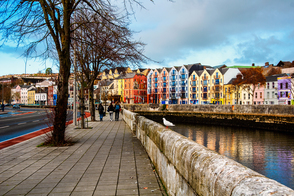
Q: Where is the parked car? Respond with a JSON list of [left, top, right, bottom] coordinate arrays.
[[13, 104, 20, 109], [5, 103, 12, 106]]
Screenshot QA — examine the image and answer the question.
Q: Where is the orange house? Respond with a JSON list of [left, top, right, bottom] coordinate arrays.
[[124, 73, 147, 104]]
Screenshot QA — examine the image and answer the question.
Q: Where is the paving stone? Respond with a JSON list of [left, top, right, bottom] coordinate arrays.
[[0, 113, 165, 196]]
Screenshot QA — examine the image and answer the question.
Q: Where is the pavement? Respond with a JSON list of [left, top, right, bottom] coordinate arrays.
[[0, 112, 166, 196]]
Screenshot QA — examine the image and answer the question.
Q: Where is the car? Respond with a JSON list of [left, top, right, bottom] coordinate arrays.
[[13, 104, 20, 109], [5, 103, 12, 107]]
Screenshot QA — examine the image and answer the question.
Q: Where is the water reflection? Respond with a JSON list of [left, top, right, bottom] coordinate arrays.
[[169, 124, 294, 189]]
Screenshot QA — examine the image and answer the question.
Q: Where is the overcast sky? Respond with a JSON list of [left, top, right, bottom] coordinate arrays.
[[0, 0, 293, 76]]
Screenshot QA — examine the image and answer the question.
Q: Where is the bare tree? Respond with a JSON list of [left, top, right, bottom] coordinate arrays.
[[73, 11, 150, 121], [0, 0, 151, 145]]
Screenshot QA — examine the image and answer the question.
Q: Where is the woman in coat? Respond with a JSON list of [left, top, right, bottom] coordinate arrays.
[[107, 103, 114, 121], [98, 103, 104, 121]]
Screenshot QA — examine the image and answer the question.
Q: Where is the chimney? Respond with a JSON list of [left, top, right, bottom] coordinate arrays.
[[252, 63, 255, 67], [203, 66, 206, 70]]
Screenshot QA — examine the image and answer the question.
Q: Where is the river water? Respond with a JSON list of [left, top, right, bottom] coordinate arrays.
[[155, 121, 294, 189]]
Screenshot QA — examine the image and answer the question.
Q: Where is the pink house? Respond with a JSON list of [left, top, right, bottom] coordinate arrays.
[[253, 84, 265, 105]]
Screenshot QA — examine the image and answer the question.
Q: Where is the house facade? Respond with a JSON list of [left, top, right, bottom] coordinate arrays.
[[277, 76, 292, 105]]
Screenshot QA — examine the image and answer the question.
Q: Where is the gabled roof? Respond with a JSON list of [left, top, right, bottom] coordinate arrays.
[[226, 78, 236, 85], [122, 72, 136, 79]]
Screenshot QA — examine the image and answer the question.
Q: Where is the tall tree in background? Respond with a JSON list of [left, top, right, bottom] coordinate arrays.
[[232, 68, 266, 105], [0, 0, 149, 145], [231, 74, 244, 105], [74, 11, 149, 121]]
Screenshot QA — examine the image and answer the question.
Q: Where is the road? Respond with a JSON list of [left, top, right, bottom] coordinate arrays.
[[0, 107, 74, 142]]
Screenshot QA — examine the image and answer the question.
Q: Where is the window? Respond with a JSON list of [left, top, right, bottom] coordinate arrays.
[[260, 92, 262, 99], [267, 92, 269, 98], [255, 92, 257, 98], [193, 75, 195, 80], [267, 83, 269, 89], [272, 91, 275, 98], [248, 94, 250, 99], [203, 80, 207, 85], [225, 88, 227, 93], [272, 82, 275, 88], [244, 93, 246, 100], [216, 72, 218, 78], [285, 83, 288, 89], [286, 91, 289, 98], [280, 83, 283, 89]]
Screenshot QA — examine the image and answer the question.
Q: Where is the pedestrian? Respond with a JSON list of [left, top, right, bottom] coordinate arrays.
[[1, 103, 4, 112], [107, 102, 114, 121], [98, 103, 104, 121], [114, 102, 121, 121]]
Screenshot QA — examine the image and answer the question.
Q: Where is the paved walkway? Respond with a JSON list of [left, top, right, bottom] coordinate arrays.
[[0, 113, 166, 196]]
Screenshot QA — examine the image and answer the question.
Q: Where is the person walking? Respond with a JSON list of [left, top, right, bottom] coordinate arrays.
[[1, 103, 4, 112], [107, 102, 114, 121], [98, 103, 104, 121], [114, 102, 121, 121]]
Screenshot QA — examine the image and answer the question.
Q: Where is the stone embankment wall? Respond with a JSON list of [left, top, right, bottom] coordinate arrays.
[[123, 109, 294, 196], [123, 104, 294, 132]]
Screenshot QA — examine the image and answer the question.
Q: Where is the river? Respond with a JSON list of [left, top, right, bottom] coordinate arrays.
[[151, 118, 294, 189]]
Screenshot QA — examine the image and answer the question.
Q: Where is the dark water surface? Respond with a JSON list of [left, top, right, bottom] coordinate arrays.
[[162, 122, 294, 189]]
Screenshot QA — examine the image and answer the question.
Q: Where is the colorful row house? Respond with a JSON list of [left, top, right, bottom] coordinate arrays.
[[147, 64, 241, 105]]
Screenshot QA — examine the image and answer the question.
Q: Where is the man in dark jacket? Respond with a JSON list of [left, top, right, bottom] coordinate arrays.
[[98, 103, 104, 121]]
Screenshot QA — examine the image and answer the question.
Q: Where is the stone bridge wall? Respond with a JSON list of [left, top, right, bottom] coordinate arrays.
[[123, 109, 294, 196]]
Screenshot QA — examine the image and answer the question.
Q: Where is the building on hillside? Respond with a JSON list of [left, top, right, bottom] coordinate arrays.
[[21, 85, 35, 105], [48, 85, 57, 106], [11, 85, 22, 104], [277, 76, 293, 105], [35, 90, 47, 105], [27, 89, 36, 105]]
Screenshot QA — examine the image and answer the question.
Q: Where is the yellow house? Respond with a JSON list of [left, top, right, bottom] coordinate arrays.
[[224, 83, 234, 105], [28, 89, 35, 105], [210, 69, 224, 104], [199, 69, 212, 104], [117, 76, 125, 102]]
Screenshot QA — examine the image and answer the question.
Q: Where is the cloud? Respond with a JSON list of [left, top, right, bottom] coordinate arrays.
[[130, 0, 294, 65]]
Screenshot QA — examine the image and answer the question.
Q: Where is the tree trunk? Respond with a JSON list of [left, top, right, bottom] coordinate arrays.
[[52, 55, 71, 145], [89, 86, 95, 121], [80, 82, 85, 129]]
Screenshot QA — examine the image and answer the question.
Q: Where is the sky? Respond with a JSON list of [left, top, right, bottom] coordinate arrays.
[[0, 0, 294, 76]]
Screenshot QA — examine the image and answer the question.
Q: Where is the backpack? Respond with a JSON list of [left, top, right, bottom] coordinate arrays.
[[115, 104, 120, 111]]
